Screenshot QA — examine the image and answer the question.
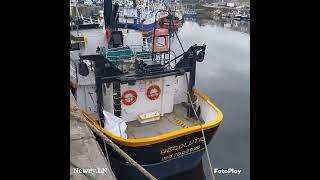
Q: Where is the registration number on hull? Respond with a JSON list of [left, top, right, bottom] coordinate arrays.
[[160, 137, 205, 161]]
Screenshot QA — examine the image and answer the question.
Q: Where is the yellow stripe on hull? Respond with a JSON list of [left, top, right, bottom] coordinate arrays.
[[70, 81, 77, 89]]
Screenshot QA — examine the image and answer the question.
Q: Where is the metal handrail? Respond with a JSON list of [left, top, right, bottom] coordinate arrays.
[[105, 45, 153, 62]]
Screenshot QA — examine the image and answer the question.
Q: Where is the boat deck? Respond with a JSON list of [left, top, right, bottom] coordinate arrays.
[[126, 103, 200, 139]]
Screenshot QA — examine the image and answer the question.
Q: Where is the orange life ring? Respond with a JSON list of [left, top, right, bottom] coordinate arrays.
[[147, 85, 161, 100], [105, 28, 112, 44], [121, 89, 138, 105]]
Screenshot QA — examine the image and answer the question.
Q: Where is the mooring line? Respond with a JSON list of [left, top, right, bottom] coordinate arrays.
[[185, 74, 216, 180], [70, 100, 157, 180]]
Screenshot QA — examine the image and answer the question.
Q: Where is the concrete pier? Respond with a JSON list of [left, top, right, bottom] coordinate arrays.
[[70, 93, 117, 180]]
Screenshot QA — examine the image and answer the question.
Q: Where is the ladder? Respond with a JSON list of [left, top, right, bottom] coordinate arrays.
[[113, 82, 122, 118], [151, 28, 171, 65]]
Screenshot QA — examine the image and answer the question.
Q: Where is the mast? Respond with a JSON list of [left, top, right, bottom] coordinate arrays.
[[104, 0, 113, 28]]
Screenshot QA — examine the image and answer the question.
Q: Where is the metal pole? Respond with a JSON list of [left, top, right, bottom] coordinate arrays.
[[95, 76, 105, 124]]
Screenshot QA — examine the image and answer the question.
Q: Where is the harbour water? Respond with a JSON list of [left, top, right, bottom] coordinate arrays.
[[168, 18, 250, 180]]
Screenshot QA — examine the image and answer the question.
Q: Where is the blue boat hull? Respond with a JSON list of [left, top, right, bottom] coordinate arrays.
[[240, 16, 250, 21], [110, 148, 205, 180], [94, 126, 219, 179], [183, 14, 197, 18], [118, 21, 158, 31], [234, 16, 250, 21]]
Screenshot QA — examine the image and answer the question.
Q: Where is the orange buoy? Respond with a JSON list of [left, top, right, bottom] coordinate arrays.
[[146, 85, 161, 100], [121, 89, 138, 105]]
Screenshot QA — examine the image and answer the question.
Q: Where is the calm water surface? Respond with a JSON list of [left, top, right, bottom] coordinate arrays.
[[169, 18, 250, 180]]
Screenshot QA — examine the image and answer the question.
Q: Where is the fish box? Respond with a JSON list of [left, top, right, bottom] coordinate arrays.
[[138, 111, 160, 123]]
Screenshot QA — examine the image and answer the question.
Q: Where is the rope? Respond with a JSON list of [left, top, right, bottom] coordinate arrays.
[[88, 92, 110, 164], [185, 74, 216, 180], [96, 111, 110, 163], [70, 108, 157, 180]]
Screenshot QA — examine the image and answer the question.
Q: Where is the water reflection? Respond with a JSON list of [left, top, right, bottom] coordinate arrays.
[[185, 17, 250, 34], [166, 160, 206, 180], [169, 16, 250, 180]]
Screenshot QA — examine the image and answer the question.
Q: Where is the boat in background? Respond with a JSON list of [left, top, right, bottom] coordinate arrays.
[[183, 10, 197, 18], [240, 14, 250, 21], [233, 10, 250, 21], [159, 10, 183, 29], [233, 11, 242, 21], [116, 0, 165, 31]]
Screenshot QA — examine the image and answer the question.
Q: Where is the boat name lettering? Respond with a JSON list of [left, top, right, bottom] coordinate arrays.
[[160, 137, 204, 155], [161, 145, 201, 161]]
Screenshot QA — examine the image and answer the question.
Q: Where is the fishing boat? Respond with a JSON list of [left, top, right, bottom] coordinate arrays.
[[233, 10, 250, 21], [116, 0, 165, 31], [233, 12, 242, 21], [240, 14, 250, 21], [70, 1, 223, 179], [159, 10, 183, 29], [183, 10, 197, 18]]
